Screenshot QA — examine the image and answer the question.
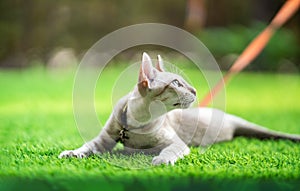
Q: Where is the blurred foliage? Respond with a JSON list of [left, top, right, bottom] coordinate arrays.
[[0, 0, 186, 67], [198, 23, 300, 71], [0, 0, 299, 71]]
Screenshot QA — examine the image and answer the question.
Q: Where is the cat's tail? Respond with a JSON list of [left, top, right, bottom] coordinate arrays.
[[231, 115, 300, 142]]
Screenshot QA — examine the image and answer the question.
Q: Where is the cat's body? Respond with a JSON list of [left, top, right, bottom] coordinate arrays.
[[59, 53, 300, 165]]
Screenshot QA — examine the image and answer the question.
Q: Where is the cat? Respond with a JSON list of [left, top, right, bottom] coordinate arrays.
[[59, 52, 300, 165]]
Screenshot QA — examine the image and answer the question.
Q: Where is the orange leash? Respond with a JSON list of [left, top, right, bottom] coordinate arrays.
[[199, 0, 300, 107]]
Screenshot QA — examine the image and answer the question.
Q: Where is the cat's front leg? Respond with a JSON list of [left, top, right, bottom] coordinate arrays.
[[152, 136, 190, 165], [59, 115, 119, 158], [59, 129, 117, 158], [59, 143, 93, 158]]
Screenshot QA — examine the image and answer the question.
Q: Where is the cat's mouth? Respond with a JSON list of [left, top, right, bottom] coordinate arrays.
[[173, 98, 195, 108], [173, 103, 181, 107], [173, 102, 191, 108]]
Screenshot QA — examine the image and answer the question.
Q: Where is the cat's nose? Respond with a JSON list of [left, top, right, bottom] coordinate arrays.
[[190, 88, 196, 96]]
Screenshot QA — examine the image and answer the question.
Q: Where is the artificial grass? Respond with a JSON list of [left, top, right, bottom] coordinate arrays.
[[0, 66, 300, 191]]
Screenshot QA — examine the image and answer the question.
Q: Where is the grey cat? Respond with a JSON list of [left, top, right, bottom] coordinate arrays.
[[59, 52, 300, 165]]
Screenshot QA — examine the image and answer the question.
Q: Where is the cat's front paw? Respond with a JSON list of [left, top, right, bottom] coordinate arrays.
[[58, 150, 87, 159], [152, 147, 190, 166], [152, 156, 176, 166]]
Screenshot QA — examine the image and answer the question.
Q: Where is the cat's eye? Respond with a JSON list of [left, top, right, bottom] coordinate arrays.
[[171, 79, 183, 87]]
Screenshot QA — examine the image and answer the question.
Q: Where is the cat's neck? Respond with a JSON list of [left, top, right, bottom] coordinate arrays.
[[126, 88, 167, 127]]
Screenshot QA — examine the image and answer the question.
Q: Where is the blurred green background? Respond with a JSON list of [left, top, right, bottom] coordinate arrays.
[[0, 0, 299, 71]]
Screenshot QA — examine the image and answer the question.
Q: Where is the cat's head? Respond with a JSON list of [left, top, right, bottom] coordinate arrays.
[[137, 52, 196, 111]]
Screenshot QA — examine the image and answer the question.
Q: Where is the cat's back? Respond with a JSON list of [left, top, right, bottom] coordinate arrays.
[[166, 107, 234, 146], [166, 107, 223, 128]]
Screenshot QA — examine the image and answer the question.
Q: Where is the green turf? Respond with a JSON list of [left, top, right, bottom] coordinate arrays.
[[1, 66, 300, 191]]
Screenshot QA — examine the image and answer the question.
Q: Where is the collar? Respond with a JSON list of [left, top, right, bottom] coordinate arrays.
[[117, 102, 150, 143], [117, 103, 129, 143], [120, 103, 129, 130]]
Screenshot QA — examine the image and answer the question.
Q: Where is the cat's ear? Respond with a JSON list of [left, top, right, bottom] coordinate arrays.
[[156, 55, 165, 72], [139, 52, 156, 81], [138, 52, 155, 96]]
